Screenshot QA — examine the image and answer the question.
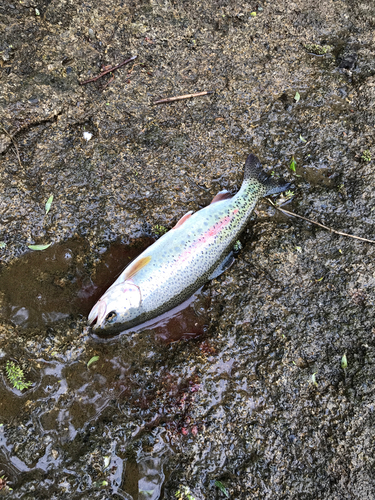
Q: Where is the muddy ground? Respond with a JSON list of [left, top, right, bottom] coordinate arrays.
[[1, 0, 375, 498]]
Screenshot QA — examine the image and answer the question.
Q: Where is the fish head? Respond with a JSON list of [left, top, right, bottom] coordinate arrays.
[[88, 282, 142, 333]]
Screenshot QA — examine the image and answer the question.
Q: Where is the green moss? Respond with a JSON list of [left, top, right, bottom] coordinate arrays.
[[5, 361, 32, 391], [233, 240, 242, 253], [361, 150, 371, 162], [153, 224, 168, 237], [175, 486, 196, 500], [304, 43, 333, 55]]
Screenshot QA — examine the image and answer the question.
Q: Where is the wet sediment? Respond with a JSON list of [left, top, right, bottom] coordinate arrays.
[[0, 0, 375, 498]]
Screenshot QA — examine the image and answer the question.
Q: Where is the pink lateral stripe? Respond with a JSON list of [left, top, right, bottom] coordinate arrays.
[[177, 209, 238, 264]]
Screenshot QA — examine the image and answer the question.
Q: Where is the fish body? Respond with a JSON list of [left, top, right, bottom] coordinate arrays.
[[88, 154, 289, 333]]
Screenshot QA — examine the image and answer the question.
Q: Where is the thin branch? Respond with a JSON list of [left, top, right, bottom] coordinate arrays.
[[0, 125, 23, 169], [266, 198, 375, 244], [0, 124, 34, 197], [100, 75, 115, 90], [79, 55, 137, 85], [153, 91, 213, 105]]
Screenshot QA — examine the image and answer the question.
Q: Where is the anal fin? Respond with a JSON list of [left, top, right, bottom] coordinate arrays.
[[210, 190, 233, 204], [208, 252, 235, 280]]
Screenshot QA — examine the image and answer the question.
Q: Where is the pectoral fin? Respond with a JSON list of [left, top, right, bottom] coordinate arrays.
[[208, 252, 235, 280], [123, 256, 151, 280]]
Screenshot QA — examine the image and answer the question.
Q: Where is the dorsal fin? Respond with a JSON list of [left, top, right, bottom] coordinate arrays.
[[210, 190, 233, 204], [123, 256, 151, 280], [172, 210, 194, 229]]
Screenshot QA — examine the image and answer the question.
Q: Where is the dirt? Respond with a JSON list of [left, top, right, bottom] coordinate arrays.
[[0, 0, 375, 498]]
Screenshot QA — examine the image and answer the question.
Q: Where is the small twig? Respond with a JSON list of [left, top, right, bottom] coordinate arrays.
[[0, 125, 23, 169], [127, 62, 140, 75], [79, 55, 137, 85], [153, 91, 214, 105], [267, 198, 375, 244], [100, 75, 115, 90], [184, 173, 210, 192], [0, 124, 34, 197]]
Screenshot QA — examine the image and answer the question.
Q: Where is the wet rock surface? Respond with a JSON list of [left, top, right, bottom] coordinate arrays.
[[1, 0, 375, 498]]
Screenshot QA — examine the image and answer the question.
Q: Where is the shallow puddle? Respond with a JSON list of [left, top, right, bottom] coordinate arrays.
[[0, 237, 209, 342], [0, 238, 150, 327], [0, 237, 212, 496]]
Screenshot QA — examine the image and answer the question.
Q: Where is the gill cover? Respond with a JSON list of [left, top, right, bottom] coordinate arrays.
[[88, 282, 142, 331]]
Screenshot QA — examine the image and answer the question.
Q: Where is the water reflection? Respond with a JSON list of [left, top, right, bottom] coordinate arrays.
[[0, 237, 210, 343], [0, 237, 212, 498], [0, 239, 91, 328]]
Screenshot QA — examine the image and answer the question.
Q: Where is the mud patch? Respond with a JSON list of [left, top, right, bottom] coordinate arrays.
[[1, 0, 375, 498]]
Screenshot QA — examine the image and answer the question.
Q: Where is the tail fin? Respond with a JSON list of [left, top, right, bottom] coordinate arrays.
[[244, 153, 290, 196]]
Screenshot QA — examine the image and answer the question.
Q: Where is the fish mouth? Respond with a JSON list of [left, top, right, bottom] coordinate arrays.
[[88, 299, 107, 330]]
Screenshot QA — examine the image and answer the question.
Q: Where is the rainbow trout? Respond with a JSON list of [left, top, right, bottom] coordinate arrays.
[[88, 153, 289, 334]]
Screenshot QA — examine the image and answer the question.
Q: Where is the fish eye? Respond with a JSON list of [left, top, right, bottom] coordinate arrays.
[[105, 311, 117, 323]]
